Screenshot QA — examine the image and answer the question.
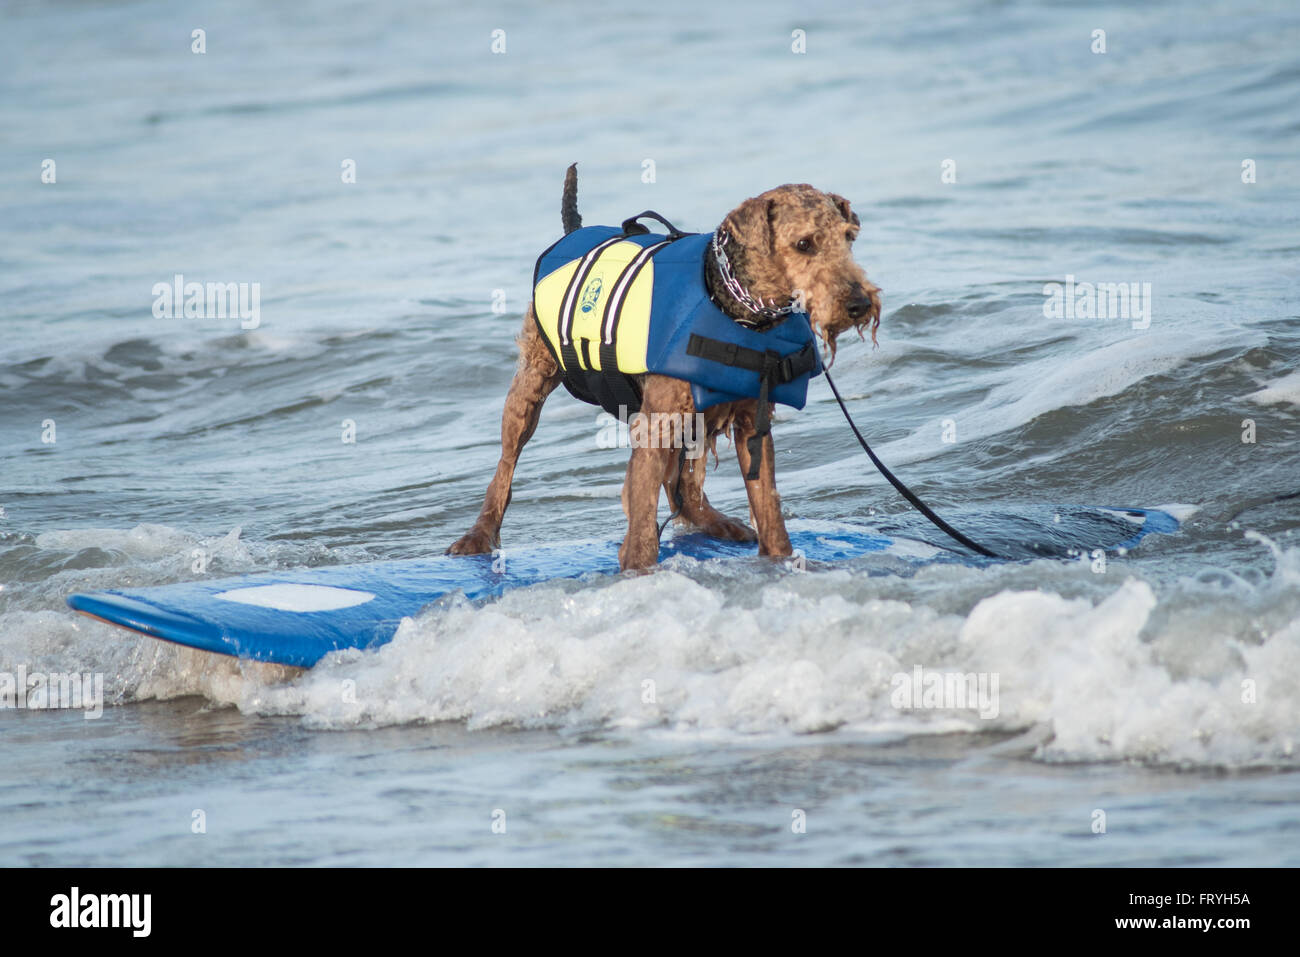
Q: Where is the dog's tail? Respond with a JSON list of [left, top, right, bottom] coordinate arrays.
[[561, 163, 581, 235]]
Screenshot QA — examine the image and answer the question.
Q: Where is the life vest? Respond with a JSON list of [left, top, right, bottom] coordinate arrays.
[[531, 215, 822, 421]]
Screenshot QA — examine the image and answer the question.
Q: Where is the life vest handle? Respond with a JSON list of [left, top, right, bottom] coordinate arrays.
[[620, 210, 692, 240]]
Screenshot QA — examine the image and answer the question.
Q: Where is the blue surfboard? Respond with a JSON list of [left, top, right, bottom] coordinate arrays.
[[66, 508, 1180, 668]]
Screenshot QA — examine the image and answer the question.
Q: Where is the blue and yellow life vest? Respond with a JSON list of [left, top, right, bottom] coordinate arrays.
[[532, 216, 822, 420]]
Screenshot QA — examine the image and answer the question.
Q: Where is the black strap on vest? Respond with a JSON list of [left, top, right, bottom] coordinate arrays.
[[685, 335, 818, 480], [621, 211, 691, 239]]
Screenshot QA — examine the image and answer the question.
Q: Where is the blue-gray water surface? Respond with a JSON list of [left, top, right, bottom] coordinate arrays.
[[2, 0, 1299, 866]]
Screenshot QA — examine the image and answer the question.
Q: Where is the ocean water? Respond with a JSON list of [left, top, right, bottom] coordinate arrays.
[[2, 0, 1299, 866]]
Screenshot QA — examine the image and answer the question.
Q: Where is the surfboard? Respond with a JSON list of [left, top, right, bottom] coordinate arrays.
[[67, 508, 1179, 668]]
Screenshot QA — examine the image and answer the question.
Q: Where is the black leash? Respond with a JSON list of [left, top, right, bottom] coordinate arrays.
[[823, 368, 1001, 559]]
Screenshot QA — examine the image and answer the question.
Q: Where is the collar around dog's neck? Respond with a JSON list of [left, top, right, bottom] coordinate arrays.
[[709, 229, 799, 329]]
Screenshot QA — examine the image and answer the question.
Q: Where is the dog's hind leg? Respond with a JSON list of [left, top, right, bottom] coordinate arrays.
[[447, 307, 562, 555], [664, 449, 758, 543]]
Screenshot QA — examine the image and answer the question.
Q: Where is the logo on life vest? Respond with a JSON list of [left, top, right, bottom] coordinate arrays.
[[579, 276, 603, 314]]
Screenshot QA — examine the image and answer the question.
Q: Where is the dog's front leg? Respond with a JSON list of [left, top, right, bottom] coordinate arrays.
[[732, 406, 792, 557], [618, 444, 677, 570], [618, 375, 691, 570]]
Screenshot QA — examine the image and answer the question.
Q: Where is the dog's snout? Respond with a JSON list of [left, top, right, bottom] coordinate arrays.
[[846, 294, 874, 320]]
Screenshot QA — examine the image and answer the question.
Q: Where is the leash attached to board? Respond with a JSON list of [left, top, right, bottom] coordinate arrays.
[[822, 368, 1002, 559]]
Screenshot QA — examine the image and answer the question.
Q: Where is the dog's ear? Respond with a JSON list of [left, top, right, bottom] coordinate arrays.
[[827, 193, 860, 227], [722, 197, 776, 254]]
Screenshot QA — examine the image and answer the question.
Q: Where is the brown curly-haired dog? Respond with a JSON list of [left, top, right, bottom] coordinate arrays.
[[448, 166, 881, 570]]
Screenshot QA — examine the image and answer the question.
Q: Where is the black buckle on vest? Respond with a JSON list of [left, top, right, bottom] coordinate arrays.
[[777, 352, 797, 382], [686, 335, 816, 386]]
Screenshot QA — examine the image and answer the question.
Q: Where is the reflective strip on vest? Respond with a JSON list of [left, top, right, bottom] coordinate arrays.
[[535, 238, 667, 374]]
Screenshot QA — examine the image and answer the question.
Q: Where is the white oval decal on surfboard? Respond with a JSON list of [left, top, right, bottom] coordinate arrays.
[[214, 584, 377, 612]]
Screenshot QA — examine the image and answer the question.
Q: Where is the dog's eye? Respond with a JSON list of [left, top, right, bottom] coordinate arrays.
[[845, 230, 855, 242], [795, 237, 814, 253]]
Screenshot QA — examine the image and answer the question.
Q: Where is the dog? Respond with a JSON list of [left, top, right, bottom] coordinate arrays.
[[448, 165, 881, 570]]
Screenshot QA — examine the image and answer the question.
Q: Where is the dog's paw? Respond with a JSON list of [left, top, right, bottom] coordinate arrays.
[[446, 528, 497, 555], [618, 536, 661, 572], [696, 512, 758, 543]]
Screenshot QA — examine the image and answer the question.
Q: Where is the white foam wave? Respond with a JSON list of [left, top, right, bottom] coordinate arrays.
[[216, 539, 1300, 769], [1246, 369, 1300, 407], [34, 524, 243, 561], [12, 521, 1298, 770]]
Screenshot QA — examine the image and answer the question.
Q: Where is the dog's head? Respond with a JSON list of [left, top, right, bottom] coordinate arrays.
[[716, 184, 880, 362]]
